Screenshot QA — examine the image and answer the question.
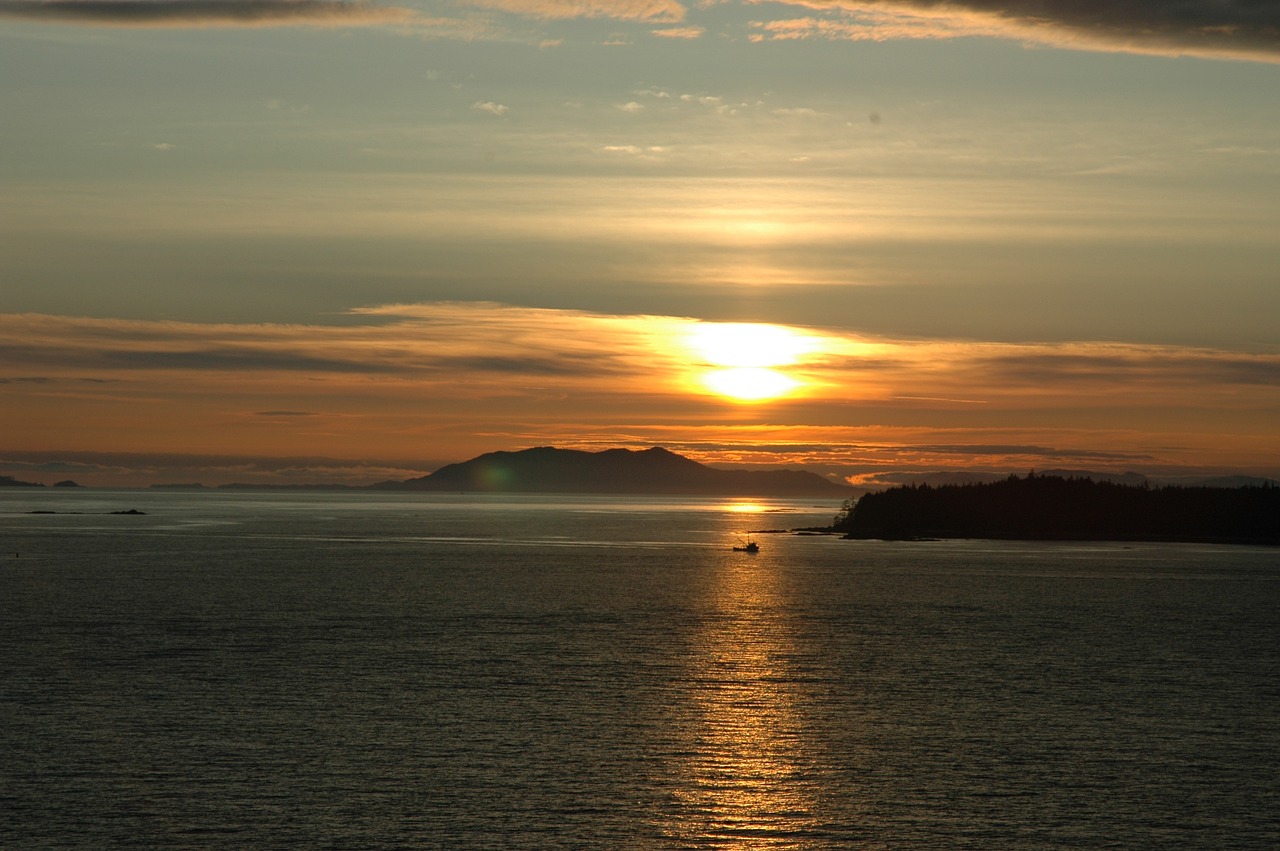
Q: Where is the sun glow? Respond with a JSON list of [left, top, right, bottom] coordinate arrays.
[[686, 322, 817, 402], [703, 367, 799, 401], [689, 322, 816, 368]]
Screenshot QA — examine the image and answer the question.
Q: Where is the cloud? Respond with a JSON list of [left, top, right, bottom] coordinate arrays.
[[906, 444, 1153, 462], [749, 0, 1280, 62], [435, 354, 627, 377], [7, 0, 1272, 57], [0, 304, 693, 387], [651, 24, 702, 37], [0, 450, 446, 487], [601, 144, 667, 156], [5, 304, 1279, 482], [6, 306, 1277, 406], [0, 342, 398, 374], [973, 349, 1280, 387], [460, 0, 684, 23], [472, 101, 510, 116], [772, 107, 822, 117], [0, 0, 423, 28], [344, 302, 694, 381], [6, 305, 1280, 405]]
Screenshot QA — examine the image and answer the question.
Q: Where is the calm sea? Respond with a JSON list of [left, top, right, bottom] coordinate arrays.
[[2, 490, 1277, 848]]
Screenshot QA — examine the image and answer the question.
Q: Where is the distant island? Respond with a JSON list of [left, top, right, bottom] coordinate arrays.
[[1, 475, 42, 488], [374, 446, 853, 497], [1, 475, 80, 488], [832, 473, 1280, 545]]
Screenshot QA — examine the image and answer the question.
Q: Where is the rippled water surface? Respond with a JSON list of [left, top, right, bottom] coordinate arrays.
[[2, 490, 1278, 848]]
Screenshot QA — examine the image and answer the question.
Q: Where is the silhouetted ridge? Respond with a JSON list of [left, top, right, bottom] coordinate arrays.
[[378, 446, 851, 496], [833, 474, 1279, 544]]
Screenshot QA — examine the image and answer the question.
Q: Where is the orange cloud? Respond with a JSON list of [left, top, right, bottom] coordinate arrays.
[[652, 24, 703, 37], [3, 304, 1278, 477], [460, 0, 685, 23], [5, 305, 1278, 401]]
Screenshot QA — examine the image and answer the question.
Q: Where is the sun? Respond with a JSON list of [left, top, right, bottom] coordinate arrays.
[[702, 367, 799, 401], [685, 322, 817, 402], [688, 322, 816, 369]]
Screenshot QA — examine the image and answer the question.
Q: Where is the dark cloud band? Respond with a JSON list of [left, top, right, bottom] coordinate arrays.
[[0, 0, 419, 27], [864, 0, 1280, 59], [925, 0, 1280, 33]]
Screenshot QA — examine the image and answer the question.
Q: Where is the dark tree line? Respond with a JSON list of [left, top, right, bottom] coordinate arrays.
[[833, 474, 1280, 544]]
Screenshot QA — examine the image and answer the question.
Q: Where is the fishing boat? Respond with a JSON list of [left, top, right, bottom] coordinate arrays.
[[732, 535, 760, 553]]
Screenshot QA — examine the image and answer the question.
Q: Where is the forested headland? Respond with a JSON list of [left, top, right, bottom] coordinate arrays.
[[832, 474, 1279, 544]]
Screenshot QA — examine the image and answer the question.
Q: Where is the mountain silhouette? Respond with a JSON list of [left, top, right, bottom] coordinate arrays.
[[377, 446, 852, 496]]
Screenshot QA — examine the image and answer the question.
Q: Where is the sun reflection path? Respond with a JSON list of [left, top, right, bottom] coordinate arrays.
[[722, 501, 768, 514], [661, 552, 825, 846]]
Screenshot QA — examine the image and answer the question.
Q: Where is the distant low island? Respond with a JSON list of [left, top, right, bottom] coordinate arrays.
[[831, 473, 1279, 545], [374, 446, 853, 497], [0, 475, 81, 488]]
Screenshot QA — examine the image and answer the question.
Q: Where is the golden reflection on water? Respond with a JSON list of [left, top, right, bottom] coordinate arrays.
[[662, 552, 822, 846]]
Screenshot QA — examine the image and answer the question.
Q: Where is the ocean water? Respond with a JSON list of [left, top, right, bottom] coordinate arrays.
[[1, 490, 1277, 848]]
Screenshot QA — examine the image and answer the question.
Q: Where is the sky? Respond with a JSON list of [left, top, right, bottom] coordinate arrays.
[[2, 0, 1279, 487]]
